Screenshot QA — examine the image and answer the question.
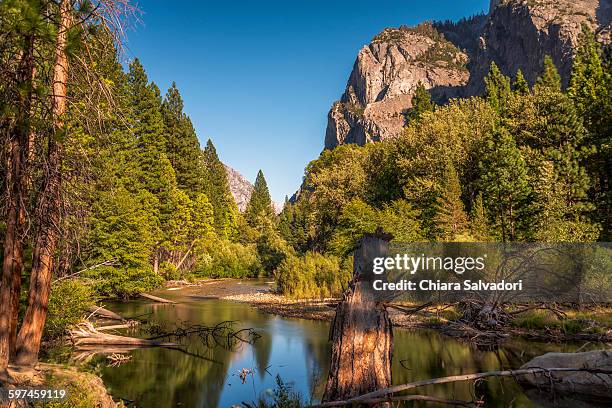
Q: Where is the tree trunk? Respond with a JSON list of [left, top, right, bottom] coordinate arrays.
[[13, 0, 72, 367], [322, 232, 393, 406], [0, 34, 35, 380]]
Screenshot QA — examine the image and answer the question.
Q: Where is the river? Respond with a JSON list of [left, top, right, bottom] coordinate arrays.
[[74, 281, 601, 407]]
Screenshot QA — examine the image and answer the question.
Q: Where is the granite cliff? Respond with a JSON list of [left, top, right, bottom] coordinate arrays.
[[325, 0, 611, 149]]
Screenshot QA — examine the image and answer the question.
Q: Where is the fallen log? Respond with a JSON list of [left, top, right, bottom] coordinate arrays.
[[70, 322, 177, 347], [311, 367, 612, 407], [87, 306, 124, 321], [140, 293, 176, 304], [96, 321, 140, 331]]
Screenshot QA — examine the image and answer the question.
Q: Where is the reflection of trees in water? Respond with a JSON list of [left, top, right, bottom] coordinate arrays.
[[100, 299, 269, 407], [301, 325, 332, 401], [254, 331, 272, 379], [391, 330, 543, 407]]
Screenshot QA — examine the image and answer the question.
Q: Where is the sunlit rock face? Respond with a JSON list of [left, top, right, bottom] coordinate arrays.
[[325, 0, 611, 150], [325, 23, 470, 149]]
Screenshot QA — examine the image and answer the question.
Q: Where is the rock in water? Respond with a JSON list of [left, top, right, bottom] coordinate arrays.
[[519, 349, 612, 401]]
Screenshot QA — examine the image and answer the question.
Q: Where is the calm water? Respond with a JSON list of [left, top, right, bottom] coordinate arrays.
[[77, 283, 600, 408]]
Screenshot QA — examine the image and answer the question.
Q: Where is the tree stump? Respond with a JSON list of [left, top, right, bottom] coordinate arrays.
[[323, 231, 393, 406]]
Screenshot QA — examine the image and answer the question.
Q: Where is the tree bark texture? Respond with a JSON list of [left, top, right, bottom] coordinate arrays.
[[322, 233, 393, 406], [14, 0, 72, 366], [0, 34, 35, 380]]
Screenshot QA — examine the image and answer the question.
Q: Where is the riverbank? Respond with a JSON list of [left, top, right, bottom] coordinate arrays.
[[165, 279, 612, 344], [5, 363, 118, 408]]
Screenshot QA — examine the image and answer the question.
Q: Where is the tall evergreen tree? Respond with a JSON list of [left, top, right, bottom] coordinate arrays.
[[407, 82, 434, 122], [245, 169, 274, 225], [470, 193, 491, 241], [478, 129, 531, 241], [202, 139, 238, 238], [484, 62, 511, 115], [433, 161, 469, 241], [568, 25, 611, 239], [536, 56, 562, 91], [162, 82, 206, 197], [513, 69, 529, 94]]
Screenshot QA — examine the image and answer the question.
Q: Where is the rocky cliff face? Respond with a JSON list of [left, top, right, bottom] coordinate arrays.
[[468, 0, 611, 92], [325, 0, 611, 149], [325, 23, 470, 149], [224, 165, 283, 214]]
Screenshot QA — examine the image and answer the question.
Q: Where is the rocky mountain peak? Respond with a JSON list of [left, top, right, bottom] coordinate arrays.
[[325, 23, 469, 149]]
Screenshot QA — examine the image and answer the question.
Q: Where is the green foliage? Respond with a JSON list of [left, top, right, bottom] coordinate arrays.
[[330, 198, 422, 255], [407, 82, 434, 122], [45, 280, 95, 339], [568, 25, 612, 240], [246, 170, 274, 225], [470, 193, 491, 241], [485, 62, 511, 114], [536, 56, 562, 91], [276, 252, 351, 299], [202, 139, 239, 238], [194, 239, 260, 278], [162, 82, 206, 198], [87, 187, 159, 268], [478, 128, 531, 241], [433, 161, 469, 241], [84, 266, 163, 300], [513, 69, 529, 94], [256, 216, 294, 275]]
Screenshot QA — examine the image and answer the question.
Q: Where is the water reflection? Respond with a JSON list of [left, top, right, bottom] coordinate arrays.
[[89, 287, 598, 408]]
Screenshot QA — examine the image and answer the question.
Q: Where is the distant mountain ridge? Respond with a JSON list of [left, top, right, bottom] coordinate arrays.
[[325, 0, 611, 149], [224, 164, 283, 214]]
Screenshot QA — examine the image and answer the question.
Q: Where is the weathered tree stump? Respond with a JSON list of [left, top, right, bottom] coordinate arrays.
[[323, 231, 393, 406]]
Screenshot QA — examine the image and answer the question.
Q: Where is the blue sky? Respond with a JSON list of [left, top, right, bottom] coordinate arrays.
[[124, 0, 489, 202]]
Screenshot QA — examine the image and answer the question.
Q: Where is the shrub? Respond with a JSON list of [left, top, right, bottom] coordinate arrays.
[[194, 239, 261, 278], [45, 280, 96, 339], [276, 252, 352, 299], [84, 265, 163, 299]]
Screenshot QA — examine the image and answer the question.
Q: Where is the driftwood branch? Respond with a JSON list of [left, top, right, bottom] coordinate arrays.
[[52, 259, 118, 283], [96, 321, 140, 331], [311, 367, 612, 407], [338, 394, 480, 407], [70, 322, 178, 347], [86, 305, 124, 321], [140, 293, 176, 304]]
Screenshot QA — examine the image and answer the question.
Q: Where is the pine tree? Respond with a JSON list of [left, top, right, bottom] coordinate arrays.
[[202, 139, 238, 238], [485, 62, 511, 115], [407, 82, 434, 122], [245, 169, 274, 225], [433, 161, 469, 241], [470, 193, 491, 241], [568, 24, 611, 239], [513, 69, 529, 94], [478, 129, 531, 241], [536, 56, 562, 91], [532, 160, 599, 241], [191, 193, 215, 238], [162, 82, 206, 197]]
